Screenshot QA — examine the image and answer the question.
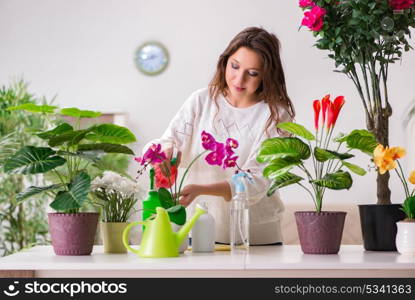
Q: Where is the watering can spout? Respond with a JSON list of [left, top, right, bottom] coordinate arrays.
[[177, 205, 206, 246]]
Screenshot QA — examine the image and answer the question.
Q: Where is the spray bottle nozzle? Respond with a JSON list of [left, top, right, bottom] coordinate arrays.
[[231, 171, 253, 193]]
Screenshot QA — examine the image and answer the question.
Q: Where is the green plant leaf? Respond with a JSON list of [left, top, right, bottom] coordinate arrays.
[[59, 107, 101, 118], [77, 143, 134, 155], [277, 122, 315, 141], [4, 146, 66, 174], [7, 103, 58, 113], [311, 170, 353, 190], [85, 124, 137, 144], [402, 196, 415, 219], [37, 123, 73, 139], [158, 188, 175, 209], [314, 147, 354, 162], [167, 205, 187, 226], [338, 130, 377, 155], [257, 137, 310, 163], [342, 161, 367, 176], [267, 172, 303, 196], [48, 129, 91, 147], [16, 184, 64, 202], [263, 157, 301, 179], [50, 172, 91, 211]]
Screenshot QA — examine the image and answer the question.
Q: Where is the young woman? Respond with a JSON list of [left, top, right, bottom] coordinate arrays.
[[145, 27, 295, 245]]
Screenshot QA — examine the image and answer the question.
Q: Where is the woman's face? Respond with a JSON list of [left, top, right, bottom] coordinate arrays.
[[225, 47, 263, 101]]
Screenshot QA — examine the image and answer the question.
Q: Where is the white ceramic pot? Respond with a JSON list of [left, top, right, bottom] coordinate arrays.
[[171, 223, 189, 253], [396, 221, 415, 255]]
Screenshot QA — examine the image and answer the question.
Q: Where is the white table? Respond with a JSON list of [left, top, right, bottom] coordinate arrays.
[[1, 245, 414, 278]]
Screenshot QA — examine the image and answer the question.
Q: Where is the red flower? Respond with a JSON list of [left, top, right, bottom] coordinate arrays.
[[313, 99, 321, 130], [299, 0, 315, 8], [154, 163, 177, 189], [321, 94, 331, 127], [301, 5, 326, 32], [327, 96, 345, 129], [389, 0, 414, 10]]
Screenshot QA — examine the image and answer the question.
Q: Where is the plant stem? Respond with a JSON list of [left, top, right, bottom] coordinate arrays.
[[177, 150, 208, 196]]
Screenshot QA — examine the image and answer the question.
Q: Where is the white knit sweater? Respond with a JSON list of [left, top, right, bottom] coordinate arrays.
[[145, 87, 291, 244]]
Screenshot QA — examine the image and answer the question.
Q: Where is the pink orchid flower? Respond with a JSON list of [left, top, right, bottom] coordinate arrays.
[[201, 130, 217, 151], [135, 143, 167, 166]]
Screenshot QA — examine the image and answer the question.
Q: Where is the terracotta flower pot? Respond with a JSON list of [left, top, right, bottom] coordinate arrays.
[[48, 213, 99, 256], [100, 222, 128, 254], [295, 211, 346, 254]]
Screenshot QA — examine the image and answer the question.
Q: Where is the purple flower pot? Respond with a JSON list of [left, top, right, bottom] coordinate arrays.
[[295, 211, 346, 254], [48, 213, 99, 256]]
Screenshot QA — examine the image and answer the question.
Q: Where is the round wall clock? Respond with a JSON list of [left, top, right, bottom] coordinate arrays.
[[134, 42, 169, 76]]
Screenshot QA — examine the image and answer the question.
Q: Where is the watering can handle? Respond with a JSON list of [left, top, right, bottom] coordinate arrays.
[[122, 221, 145, 255]]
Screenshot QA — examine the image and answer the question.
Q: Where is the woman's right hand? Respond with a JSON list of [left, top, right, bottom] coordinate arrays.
[[161, 147, 182, 176]]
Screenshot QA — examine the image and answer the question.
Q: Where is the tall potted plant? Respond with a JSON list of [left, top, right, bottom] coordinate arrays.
[[258, 94, 375, 254], [4, 104, 136, 255], [299, 0, 415, 250]]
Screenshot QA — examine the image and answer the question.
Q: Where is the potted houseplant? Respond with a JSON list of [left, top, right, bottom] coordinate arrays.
[[135, 131, 240, 252], [257, 94, 376, 254], [372, 144, 415, 253], [4, 104, 137, 255], [91, 171, 142, 253], [299, 0, 415, 250]]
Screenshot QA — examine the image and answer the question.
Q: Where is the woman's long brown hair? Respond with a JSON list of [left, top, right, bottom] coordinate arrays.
[[209, 27, 295, 136]]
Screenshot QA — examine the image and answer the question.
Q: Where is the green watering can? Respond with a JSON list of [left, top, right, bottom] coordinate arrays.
[[123, 205, 206, 258]]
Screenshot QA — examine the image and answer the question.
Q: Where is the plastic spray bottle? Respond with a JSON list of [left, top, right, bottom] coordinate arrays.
[[191, 200, 215, 252], [230, 172, 251, 252]]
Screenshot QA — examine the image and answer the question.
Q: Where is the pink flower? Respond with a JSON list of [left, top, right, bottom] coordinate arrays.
[[299, 0, 315, 8], [135, 143, 167, 166], [301, 6, 326, 32], [201, 130, 217, 151], [205, 143, 226, 166], [389, 0, 414, 10], [223, 155, 238, 169]]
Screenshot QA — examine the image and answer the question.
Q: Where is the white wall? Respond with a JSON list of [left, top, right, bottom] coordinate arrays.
[[1, 0, 414, 205]]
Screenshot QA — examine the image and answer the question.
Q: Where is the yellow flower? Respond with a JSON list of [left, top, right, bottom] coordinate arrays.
[[409, 171, 415, 185], [373, 144, 406, 175]]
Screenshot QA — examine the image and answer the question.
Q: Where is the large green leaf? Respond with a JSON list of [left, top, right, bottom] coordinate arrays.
[[16, 184, 64, 202], [342, 161, 367, 176], [85, 124, 137, 144], [277, 122, 315, 141], [48, 129, 91, 147], [37, 123, 73, 139], [257, 137, 310, 163], [78, 143, 134, 155], [263, 157, 300, 179], [4, 146, 66, 174], [340, 130, 377, 155], [314, 147, 354, 162], [7, 103, 58, 114], [311, 171, 353, 190], [267, 172, 303, 196], [50, 172, 91, 211], [59, 107, 101, 118], [167, 205, 187, 226], [158, 188, 175, 209], [56, 150, 102, 164]]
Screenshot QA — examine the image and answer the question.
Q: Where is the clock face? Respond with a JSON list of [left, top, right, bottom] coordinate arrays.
[[135, 42, 169, 75]]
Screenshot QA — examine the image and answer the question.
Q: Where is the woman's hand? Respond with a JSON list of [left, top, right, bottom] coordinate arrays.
[[178, 184, 201, 207], [161, 147, 182, 176]]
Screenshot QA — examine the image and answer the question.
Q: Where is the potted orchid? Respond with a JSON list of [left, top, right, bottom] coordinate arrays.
[[372, 144, 415, 254], [91, 171, 144, 253], [135, 131, 239, 251], [257, 94, 376, 254], [4, 104, 137, 255], [298, 0, 415, 251]]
